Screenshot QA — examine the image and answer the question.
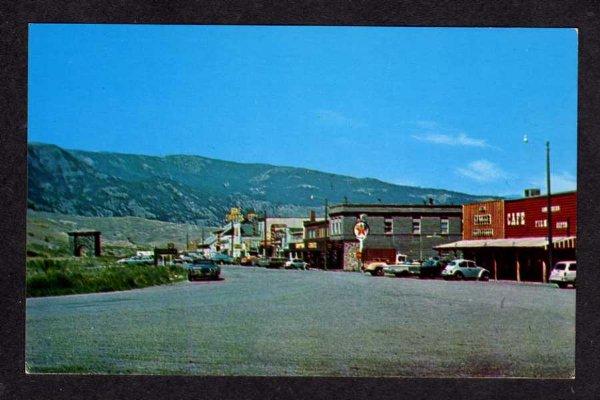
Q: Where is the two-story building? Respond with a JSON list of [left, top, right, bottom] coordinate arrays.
[[328, 203, 463, 271], [435, 190, 576, 282]]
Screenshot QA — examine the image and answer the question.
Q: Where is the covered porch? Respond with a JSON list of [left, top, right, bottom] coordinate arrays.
[[435, 236, 576, 283]]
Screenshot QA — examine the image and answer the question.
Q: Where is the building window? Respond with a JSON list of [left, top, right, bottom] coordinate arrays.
[[384, 218, 393, 235], [440, 218, 449, 234], [412, 218, 421, 235]]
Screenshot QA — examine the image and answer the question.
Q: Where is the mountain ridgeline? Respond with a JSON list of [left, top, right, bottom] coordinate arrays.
[[28, 143, 494, 226]]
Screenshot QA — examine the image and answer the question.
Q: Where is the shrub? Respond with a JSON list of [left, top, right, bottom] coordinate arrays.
[[26, 258, 187, 297]]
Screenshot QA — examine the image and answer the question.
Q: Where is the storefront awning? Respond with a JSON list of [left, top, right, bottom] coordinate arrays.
[[435, 236, 576, 250]]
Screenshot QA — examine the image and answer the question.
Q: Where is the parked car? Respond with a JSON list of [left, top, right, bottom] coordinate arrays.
[[383, 261, 421, 277], [265, 257, 287, 269], [549, 260, 576, 288], [186, 259, 221, 281], [116, 255, 154, 265], [211, 253, 234, 265], [284, 259, 308, 270], [256, 257, 270, 268], [240, 255, 259, 266], [419, 259, 445, 278], [441, 259, 490, 281], [362, 260, 388, 276]]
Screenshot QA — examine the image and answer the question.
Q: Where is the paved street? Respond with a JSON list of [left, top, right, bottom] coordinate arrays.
[[26, 266, 575, 377]]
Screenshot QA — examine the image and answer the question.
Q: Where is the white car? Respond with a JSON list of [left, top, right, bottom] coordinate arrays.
[[441, 259, 490, 281], [549, 261, 576, 288], [284, 259, 308, 270]]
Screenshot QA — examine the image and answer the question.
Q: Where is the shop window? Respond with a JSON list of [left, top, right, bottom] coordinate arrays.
[[441, 218, 449, 234], [412, 218, 421, 235], [384, 218, 393, 235]]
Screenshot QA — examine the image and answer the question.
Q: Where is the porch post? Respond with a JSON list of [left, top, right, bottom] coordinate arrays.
[[492, 252, 498, 281], [515, 251, 521, 282], [541, 254, 547, 284]]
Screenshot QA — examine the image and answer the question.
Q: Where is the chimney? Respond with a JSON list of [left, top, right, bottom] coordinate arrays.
[[524, 188, 541, 198], [309, 210, 316, 222]]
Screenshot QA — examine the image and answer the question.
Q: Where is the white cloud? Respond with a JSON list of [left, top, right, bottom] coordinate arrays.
[[412, 132, 488, 147], [531, 171, 577, 193], [456, 160, 507, 182]]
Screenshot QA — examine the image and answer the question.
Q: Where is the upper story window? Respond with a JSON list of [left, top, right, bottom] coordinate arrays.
[[440, 218, 449, 234], [384, 218, 393, 235], [412, 218, 421, 235]]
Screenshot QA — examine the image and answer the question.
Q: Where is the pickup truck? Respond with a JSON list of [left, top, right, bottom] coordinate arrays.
[[383, 262, 421, 277]]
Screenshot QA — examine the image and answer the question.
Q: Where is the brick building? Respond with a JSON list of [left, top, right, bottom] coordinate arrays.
[[436, 191, 576, 282]]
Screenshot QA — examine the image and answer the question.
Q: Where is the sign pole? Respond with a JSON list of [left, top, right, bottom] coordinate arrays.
[[353, 215, 369, 273]]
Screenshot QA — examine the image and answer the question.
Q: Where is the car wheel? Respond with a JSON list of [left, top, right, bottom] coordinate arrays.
[[376, 268, 385, 277], [455, 272, 464, 280], [557, 282, 567, 289], [479, 272, 490, 281]]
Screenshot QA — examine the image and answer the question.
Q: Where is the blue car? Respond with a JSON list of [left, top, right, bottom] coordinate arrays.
[[211, 253, 234, 265]]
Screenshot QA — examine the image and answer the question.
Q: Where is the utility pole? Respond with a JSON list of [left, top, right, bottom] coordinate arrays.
[[546, 141, 553, 281], [263, 210, 268, 257], [323, 198, 328, 270]]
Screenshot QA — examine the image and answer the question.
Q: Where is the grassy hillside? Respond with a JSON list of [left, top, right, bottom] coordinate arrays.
[[27, 210, 216, 258]]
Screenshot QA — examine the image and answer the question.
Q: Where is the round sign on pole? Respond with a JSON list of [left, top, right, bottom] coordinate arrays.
[[354, 220, 370, 241]]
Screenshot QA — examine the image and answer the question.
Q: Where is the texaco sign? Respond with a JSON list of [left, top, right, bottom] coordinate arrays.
[[354, 220, 370, 240]]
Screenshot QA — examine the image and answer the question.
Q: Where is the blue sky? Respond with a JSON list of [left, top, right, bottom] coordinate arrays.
[[28, 25, 577, 196]]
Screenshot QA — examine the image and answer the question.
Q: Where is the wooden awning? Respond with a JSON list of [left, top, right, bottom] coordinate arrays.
[[435, 236, 576, 250]]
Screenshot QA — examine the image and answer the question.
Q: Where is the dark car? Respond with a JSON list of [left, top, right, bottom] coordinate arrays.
[[256, 257, 270, 268], [187, 259, 221, 281], [211, 253, 234, 265], [265, 257, 287, 269], [419, 259, 445, 278]]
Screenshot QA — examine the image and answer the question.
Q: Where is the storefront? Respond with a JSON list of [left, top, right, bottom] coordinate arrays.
[[436, 191, 577, 283]]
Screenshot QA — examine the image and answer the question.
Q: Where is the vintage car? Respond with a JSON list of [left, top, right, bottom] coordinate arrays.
[[240, 255, 259, 266], [210, 253, 234, 265], [362, 260, 388, 276], [383, 261, 421, 277], [419, 258, 445, 278], [186, 259, 221, 281], [549, 260, 576, 288], [284, 259, 309, 270], [265, 257, 287, 269], [441, 259, 490, 281]]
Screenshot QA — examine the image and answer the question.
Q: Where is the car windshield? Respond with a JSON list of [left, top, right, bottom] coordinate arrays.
[[422, 260, 436, 266], [553, 263, 566, 270]]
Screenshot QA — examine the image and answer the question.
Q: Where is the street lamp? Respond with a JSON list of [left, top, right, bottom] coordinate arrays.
[[524, 135, 553, 281]]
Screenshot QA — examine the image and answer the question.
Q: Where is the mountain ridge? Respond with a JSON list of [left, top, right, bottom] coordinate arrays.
[[28, 142, 499, 226]]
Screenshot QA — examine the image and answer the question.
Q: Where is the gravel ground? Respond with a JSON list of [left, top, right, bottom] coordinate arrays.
[[26, 266, 575, 377]]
